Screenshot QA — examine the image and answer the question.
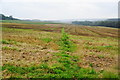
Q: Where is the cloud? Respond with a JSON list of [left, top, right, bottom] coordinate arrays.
[[2, 0, 119, 3], [1, 0, 118, 20]]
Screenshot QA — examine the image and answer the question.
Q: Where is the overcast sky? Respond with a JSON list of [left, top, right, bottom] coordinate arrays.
[[1, 0, 119, 20]]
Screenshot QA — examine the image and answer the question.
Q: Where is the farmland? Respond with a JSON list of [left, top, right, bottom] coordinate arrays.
[[0, 20, 61, 25], [1, 20, 119, 78]]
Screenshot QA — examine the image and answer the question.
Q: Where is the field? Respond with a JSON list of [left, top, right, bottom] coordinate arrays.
[[0, 20, 61, 25], [1, 20, 119, 78]]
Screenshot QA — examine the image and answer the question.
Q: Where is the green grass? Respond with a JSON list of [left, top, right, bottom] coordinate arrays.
[[2, 46, 19, 51], [2, 40, 10, 44], [84, 45, 118, 53], [2, 40, 18, 44], [41, 38, 52, 43], [59, 28, 77, 52], [2, 62, 98, 78], [102, 71, 119, 78]]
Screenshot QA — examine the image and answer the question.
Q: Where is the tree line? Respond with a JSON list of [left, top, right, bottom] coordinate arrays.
[[0, 14, 19, 20], [72, 20, 119, 28]]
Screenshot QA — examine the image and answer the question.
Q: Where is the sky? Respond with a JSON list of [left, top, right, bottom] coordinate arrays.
[[1, 0, 119, 20]]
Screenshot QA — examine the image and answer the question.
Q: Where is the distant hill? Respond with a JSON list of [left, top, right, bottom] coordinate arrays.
[[0, 14, 19, 20]]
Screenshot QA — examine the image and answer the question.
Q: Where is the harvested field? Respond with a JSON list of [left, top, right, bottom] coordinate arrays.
[[1, 22, 119, 78], [2, 23, 119, 37]]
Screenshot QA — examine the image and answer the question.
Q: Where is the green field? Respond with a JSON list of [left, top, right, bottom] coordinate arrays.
[[1, 20, 119, 78]]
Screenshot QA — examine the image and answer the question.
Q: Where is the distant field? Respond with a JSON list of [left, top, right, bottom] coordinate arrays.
[[1, 21, 119, 78], [0, 20, 62, 25], [2, 22, 119, 37]]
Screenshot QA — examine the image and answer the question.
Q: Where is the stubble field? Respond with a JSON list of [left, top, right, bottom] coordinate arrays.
[[1, 21, 119, 78]]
